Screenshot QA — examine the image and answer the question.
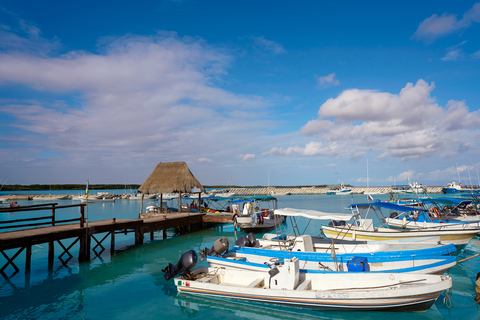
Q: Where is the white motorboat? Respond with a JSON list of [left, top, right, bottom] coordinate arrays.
[[80, 196, 115, 203], [32, 195, 69, 201], [319, 203, 480, 247], [232, 197, 285, 233], [165, 251, 452, 312]]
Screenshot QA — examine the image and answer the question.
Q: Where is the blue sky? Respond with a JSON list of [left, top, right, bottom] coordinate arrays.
[[1, 1, 480, 187]]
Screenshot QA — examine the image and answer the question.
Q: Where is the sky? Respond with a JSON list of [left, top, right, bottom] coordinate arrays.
[[1, 1, 480, 187]]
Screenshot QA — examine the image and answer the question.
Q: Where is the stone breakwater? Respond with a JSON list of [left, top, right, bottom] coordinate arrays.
[[224, 186, 444, 196], [2, 186, 445, 200]]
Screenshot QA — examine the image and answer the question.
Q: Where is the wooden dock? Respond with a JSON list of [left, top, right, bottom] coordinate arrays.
[[0, 203, 224, 282]]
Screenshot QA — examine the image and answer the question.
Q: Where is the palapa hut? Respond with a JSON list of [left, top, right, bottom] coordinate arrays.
[[138, 161, 205, 214]]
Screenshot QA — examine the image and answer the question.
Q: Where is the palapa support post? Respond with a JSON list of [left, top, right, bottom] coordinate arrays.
[[178, 192, 182, 213]]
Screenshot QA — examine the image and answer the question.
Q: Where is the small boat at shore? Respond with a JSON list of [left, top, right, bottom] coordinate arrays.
[[80, 197, 116, 203], [165, 250, 452, 312], [32, 195, 70, 201]]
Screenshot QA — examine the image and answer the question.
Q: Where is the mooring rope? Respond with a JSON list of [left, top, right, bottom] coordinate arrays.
[[443, 289, 479, 308]]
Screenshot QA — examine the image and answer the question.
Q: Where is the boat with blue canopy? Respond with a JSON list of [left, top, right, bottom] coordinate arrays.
[[320, 202, 480, 247]]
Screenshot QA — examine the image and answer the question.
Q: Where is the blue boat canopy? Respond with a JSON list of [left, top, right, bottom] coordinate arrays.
[[421, 197, 472, 206], [349, 201, 427, 212]]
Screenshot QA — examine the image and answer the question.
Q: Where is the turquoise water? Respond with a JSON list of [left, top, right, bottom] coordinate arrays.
[[0, 191, 479, 319]]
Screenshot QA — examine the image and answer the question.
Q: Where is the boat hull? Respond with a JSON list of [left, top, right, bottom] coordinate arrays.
[[321, 225, 478, 246], [174, 265, 451, 312], [235, 215, 286, 234]]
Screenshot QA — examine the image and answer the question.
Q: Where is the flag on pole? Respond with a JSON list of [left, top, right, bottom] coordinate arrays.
[[86, 178, 89, 198], [367, 193, 373, 201]]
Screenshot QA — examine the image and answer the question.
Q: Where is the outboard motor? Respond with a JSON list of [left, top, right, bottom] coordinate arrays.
[[200, 237, 229, 259], [162, 249, 197, 281], [389, 211, 399, 219], [328, 220, 346, 227], [235, 233, 257, 247], [247, 233, 257, 247]]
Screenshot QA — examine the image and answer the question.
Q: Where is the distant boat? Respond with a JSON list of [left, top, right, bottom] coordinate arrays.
[[32, 195, 69, 201], [129, 193, 157, 200], [408, 181, 426, 194], [80, 197, 115, 203], [326, 183, 352, 195], [442, 182, 479, 194], [270, 190, 291, 196]]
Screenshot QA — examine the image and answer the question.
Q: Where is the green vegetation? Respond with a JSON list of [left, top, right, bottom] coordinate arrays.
[[1, 184, 353, 191], [1, 184, 141, 191]]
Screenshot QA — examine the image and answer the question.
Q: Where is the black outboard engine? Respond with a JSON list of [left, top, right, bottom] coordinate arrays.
[[200, 237, 229, 259], [162, 249, 197, 281], [235, 233, 257, 247], [247, 233, 257, 247], [389, 212, 399, 219], [328, 220, 346, 227]]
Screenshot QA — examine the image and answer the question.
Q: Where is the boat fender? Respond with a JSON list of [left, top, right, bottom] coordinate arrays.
[[162, 249, 197, 281], [429, 207, 439, 217]]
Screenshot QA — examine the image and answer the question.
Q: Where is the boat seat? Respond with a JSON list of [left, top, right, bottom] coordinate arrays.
[[296, 279, 311, 291], [247, 278, 264, 288]]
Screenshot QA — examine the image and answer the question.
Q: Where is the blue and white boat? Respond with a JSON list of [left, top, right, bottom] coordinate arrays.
[[384, 197, 480, 229], [208, 251, 456, 275], [166, 250, 452, 312], [442, 181, 480, 194], [326, 183, 352, 195]]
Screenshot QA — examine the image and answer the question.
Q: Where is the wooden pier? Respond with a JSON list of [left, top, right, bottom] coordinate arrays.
[[0, 203, 216, 282]]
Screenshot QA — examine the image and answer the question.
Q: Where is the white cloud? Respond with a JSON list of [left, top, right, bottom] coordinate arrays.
[[240, 154, 256, 161], [413, 3, 480, 43], [0, 26, 283, 184], [316, 73, 340, 88], [250, 36, 286, 54], [263, 79, 480, 161]]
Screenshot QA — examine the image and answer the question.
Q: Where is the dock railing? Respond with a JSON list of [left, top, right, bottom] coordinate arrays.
[[0, 203, 86, 231]]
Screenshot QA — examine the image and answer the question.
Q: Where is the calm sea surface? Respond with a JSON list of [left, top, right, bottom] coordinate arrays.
[[0, 190, 479, 319]]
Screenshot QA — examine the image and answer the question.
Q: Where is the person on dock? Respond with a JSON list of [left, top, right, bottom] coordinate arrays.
[[190, 201, 197, 209]]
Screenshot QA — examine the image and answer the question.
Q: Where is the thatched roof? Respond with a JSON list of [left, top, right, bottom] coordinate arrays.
[[138, 161, 205, 194]]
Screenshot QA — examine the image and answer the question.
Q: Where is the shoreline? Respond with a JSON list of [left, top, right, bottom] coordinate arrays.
[[1, 186, 445, 200]]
